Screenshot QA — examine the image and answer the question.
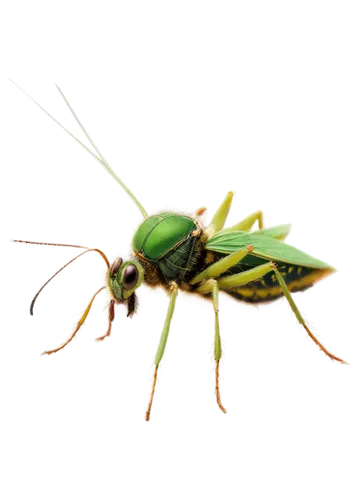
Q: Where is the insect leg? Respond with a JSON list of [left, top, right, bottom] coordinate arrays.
[[189, 245, 254, 285], [40, 286, 105, 358], [10, 238, 115, 356], [211, 279, 226, 413], [145, 283, 179, 421], [221, 210, 264, 233], [271, 265, 347, 364], [196, 262, 273, 294], [94, 300, 116, 344], [206, 192, 234, 238]]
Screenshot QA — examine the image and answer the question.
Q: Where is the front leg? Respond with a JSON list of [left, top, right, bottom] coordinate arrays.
[[145, 283, 179, 421], [40, 286, 108, 358]]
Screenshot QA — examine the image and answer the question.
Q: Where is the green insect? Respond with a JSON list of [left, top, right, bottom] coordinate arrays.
[[11, 81, 346, 421]]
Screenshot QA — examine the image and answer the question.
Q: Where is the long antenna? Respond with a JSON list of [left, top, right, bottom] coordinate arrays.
[[7, 76, 149, 218]]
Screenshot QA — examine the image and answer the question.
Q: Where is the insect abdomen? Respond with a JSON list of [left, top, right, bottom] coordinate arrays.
[[212, 252, 334, 303]]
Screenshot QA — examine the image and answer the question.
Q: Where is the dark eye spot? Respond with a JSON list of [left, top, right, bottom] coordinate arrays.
[[123, 264, 139, 289]]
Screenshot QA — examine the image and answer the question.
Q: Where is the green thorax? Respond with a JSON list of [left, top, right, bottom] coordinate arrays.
[[132, 213, 202, 284]]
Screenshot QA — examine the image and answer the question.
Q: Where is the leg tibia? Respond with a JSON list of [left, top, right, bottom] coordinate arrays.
[[189, 245, 253, 285], [145, 283, 179, 421], [212, 280, 226, 413], [221, 210, 264, 233], [271, 266, 347, 364], [196, 262, 273, 294], [40, 286, 105, 358]]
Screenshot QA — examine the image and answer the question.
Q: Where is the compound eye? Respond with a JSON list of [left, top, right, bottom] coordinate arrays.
[[110, 257, 123, 277], [122, 264, 139, 290]]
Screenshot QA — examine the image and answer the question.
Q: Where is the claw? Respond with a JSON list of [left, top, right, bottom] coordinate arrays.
[[214, 361, 228, 416], [39, 349, 54, 359]]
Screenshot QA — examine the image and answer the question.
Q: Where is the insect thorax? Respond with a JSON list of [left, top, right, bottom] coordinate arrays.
[[132, 213, 205, 286]]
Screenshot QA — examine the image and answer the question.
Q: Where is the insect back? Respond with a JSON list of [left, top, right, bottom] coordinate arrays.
[[132, 213, 203, 285]]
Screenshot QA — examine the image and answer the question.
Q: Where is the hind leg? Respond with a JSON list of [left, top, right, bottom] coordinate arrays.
[[222, 210, 264, 233], [271, 265, 346, 364], [206, 196, 266, 237], [196, 262, 346, 363], [189, 245, 253, 285], [206, 192, 234, 238]]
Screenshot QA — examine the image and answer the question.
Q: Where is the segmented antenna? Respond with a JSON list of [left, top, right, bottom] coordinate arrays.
[[7, 76, 149, 219], [9, 237, 110, 317]]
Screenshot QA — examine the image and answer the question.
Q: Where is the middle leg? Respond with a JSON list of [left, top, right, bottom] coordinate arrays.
[[194, 278, 227, 413], [211, 279, 226, 413]]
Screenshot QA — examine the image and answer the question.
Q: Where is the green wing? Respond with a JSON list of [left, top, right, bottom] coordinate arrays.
[[219, 223, 291, 240], [205, 231, 333, 270]]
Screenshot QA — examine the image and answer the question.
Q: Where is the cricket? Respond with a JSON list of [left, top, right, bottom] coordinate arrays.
[[11, 81, 346, 421]]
